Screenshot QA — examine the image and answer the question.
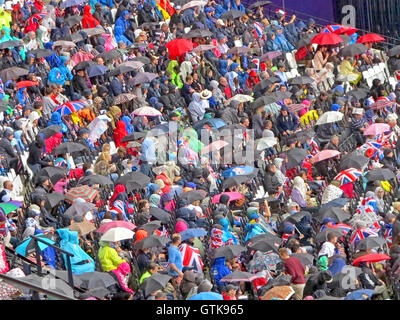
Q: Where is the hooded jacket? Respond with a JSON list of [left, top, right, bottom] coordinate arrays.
[[98, 241, 126, 272], [211, 256, 232, 288]]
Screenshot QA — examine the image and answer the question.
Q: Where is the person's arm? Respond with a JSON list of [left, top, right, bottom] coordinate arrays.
[[109, 247, 126, 267]]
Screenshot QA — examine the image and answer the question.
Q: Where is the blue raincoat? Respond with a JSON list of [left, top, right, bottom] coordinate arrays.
[[115, 10, 132, 33], [219, 217, 238, 245], [114, 25, 132, 46], [47, 112, 68, 133], [48, 56, 73, 85], [45, 42, 61, 69], [211, 256, 232, 288]]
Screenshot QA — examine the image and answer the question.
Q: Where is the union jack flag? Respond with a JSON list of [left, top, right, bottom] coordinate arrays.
[[350, 228, 379, 247], [179, 243, 203, 272], [25, 12, 49, 27], [281, 232, 293, 243], [334, 168, 363, 186], [155, 225, 169, 238], [253, 22, 264, 39], [321, 25, 347, 33], [384, 225, 393, 246], [358, 142, 383, 161], [329, 223, 352, 235], [309, 137, 320, 155], [369, 221, 382, 233]]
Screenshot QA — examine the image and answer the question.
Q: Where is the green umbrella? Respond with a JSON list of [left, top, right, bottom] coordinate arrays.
[[0, 202, 19, 214]]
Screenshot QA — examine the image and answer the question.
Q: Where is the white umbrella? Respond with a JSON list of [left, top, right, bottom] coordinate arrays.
[[132, 106, 162, 117], [181, 0, 207, 10], [256, 137, 277, 150], [228, 94, 254, 104], [316, 111, 344, 125], [100, 227, 135, 242]]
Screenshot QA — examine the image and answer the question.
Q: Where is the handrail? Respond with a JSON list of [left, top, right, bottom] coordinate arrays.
[[30, 235, 74, 257]]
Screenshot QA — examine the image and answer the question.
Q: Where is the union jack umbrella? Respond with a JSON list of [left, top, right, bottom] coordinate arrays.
[[329, 223, 352, 235], [25, 12, 49, 27], [54, 100, 86, 115], [369, 99, 395, 110], [350, 227, 379, 247], [334, 168, 363, 185], [321, 24, 357, 36]]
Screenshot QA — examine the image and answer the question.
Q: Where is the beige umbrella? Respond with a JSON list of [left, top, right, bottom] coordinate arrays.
[[261, 285, 295, 300], [67, 221, 96, 236]]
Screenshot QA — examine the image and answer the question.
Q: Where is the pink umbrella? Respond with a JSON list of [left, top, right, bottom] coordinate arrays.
[[363, 123, 391, 136], [71, 51, 95, 66], [201, 140, 229, 154], [314, 149, 341, 162], [96, 221, 137, 234], [212, 192, 244, 204]]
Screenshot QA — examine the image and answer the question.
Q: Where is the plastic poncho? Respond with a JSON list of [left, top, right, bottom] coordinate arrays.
[[219, 217, 238, 245], [114, 25, 132, 46], [57, 229, 95, 275], [48, 56, 73, 86], [98, 241, 126, 272], [211, 256, 232, 288], [48, 112, 68, 133], [0, 9, 11, 29], [166, 60, 183, 88], [244, 221, 266, 242]]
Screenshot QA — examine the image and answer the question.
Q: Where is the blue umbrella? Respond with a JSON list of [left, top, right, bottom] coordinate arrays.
[[15, 235, 55, 256], [222, 166, 256, 178], [344, 289, 375, 300], [320, 198, 349, 209], [180, 228, 207, 241], [87, 65, 108, 77], [188, 292, 223, 300], [205, 118, 226, 129]]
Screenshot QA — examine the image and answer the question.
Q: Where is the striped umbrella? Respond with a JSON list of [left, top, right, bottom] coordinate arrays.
[[334, 168, 363, 185], [54, 101, 86, 115], [287, 104, 306, 113], [369, 99, 395, 110], [25, 12, 49, 27], [65, 185, 99, 204]]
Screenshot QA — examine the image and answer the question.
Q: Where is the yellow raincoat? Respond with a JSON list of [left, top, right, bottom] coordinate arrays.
[[300, 110, 319, 127]]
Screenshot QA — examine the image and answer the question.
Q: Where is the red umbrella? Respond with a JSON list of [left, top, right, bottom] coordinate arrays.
[[16, 80, 39, 90], [166, 39, 193, 60], [310, 33, 343, 45], [356, 33, 385, 44], [353, 253, 391, 266], [97, 220, 137, 234], [314, 149, 341, 162]]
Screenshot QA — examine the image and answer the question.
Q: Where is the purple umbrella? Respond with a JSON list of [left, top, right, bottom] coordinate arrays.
[[260, 51, 282, 62]]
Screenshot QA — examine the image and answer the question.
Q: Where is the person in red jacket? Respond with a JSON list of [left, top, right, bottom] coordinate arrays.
[[81, 5, 100, 29], [222, 284, 238, 300], [113, 120, 128, 148]]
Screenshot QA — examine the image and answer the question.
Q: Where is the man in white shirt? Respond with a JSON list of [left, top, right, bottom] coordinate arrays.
[[317, 232, 337, 271]]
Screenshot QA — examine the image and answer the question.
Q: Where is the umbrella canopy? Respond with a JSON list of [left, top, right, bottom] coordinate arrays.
[[129, 72, 159, 86], [25, 12, 49, 26], [315, 228, 346, 244], [121, 131, 148, 143], [54, 101, 86, 116], [214, 245, 246, 260], [356, 33, 385, 44], [134, 235, 170, 250], [313, 207, 351, 223], [220, 9, 245, 20], [96, 49, 122, 62], [247, 237, 281, 252], [182, 29, 213, 39], [78, 272, 117, 289], [248, 0, 272, 9], [222, 172, 257, 189], [181, 0, 207, 10], [27, 48, 53, 58], [180, 190, 205, 203], [220, 271, 258, 282], [321, 24, 357, 35], [108, 65, 135, 77], [369, 100, 395, 111], [0, 40, 23, 49], [53, 40, 76, 48], [166, 38, 193, 60], [260, 51, 282, 62], [256, 137, 277, 150], [289, 76, 315, 85], [314, 149, 341, 163], [53, 270, 83, 287], [97, 221, 137, 234], [132, 106, 162, 117], [179, 228, 207, 241], [284, 211, 310, 224], [87, 64, 108, 77], [353, 253, 391, 266], [334, 168, 363, 185], [200, 140, 228, 154], [287, 104, 307, 113], [39, 125, 62, 139], [212, 192, 243, 204], [246, 233, 282, 245], [113, 93, 136, 105], [150, 207, 171, 224], [64, 201, 96, 217], [67, 221, 96, 235], [296, 32, 318, 49], [261, 285, 295, 300], [191, 44, 216, 53], [140, 273, 172, 296], [35, 166, 68, 185], [316, 111, 344, 125], [227, 46, 251, 55], [116, 171, 151, 193], [388, 45, 400, 57], [0, 202, 19, 214], [138, 221, 162, 234], [291, 253, 314, 267], [100, 227, 135, 242], [60, 0, 84, 8], [65, 186, 99, 204], [0, 67, 29, 82], [339, 153, 369, 171], [365, 168, 396, 181], [132, 56, 151, 65], [78, 175, 114, 186], [356, 237, 387, 251], [188, 292, 223, 300], [119, 60, 145, 70], [363, 123, 390, 136], [222, 166, 256, 178], [311, 32, 343, 45], [227, 94, 254, 104], [15, 235, 55, 256], [44, 192, 65, 209], [347, 88, 370, 100], [286, 148, 308, 170], [253, 77, 281, 93], [338, 43, 367, 57], [344, 289, 375, 300]]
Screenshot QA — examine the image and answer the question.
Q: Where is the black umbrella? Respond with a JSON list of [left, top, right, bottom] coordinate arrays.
[[138, 221, 162, 234], [35, 167, 68, 185], [346, 88, 369, 100], [296, 33, 318, 49], [132, 56, 151, 64], [121, 131, 148, 143], [313, 207, 351, 223], [222, 172, 257, 189], [28, 48, 53, 58], [214, 245, 246, 260], [182, 29, 213, 39], [340, 34, 351, 43], [79, 287, 110, 299], [129, 72, 158, 86], [180, 190, 204, 203], [134, 235, 170, 250], [64, 201, 96, 217], [78, 175, 114, 186], [0, 67, 29, 81], [53, 270, 83, 287], [116, 172, 151, 193], [64, 15, 82, 26], [286, 148, 308, 169], [388, 45, 400, 57], [247, 237, 281, 252], [87, 64, 108, 77], [227, 47, 251, 55], [77, 272, 117, 289], [0, 40, 23, 49], [141, 273, 172, 296], [315, 228, 345, 244], [245, 233, 282, 246], [252, 96, 280, 109], [356, 237, 386, 251], [138, 22, 161, 29], [97, 49, 122, 62], [44, 192, 65, 209], [108, 65, 135, 77], [220, 9, 245, 20], [290, 128, 315, 143], [73, 60, 96, 71], [284, 211, 310, 224], [338, 43, 367, 57], [253, 77, 281, 93], [339, 153, 369, 171], [82, 25, 106, 37], [150, 207, 171, 224], [39, 125, 62, 139], [289, 76, 315, 85], [248, 0, 271, 9], [60, 0, 84, 8], [53, 142, 88, 154], [365, 168, 396, 181], [291, 253, 314, 266]]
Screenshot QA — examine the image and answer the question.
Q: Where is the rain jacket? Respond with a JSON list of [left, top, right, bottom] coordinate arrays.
[[98, 241, 126, 272], [211, 256, 232, 288], [115, 10, 132, 34], [114, 25, 132, 46], [81, 5, 100, 29], [47, 112, 68, 133], [57, 228, 95, 274], [48, 56, 73, 86]]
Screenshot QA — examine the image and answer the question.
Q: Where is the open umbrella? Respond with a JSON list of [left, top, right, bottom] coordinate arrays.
[[64, 201, 96, 217], [356, 237, 387, 251], [289, 76, 315, 85], [260, 51, 281, 62], [119, 60, 144, 70], [314, 149, 341, 163], [180, 190, 205, 203], [220, 271, 258, 282], [64, 15, 83, 26], [53, 40, 76, 48], [39, 125, 62, 139], [338, 43, 367, 57], [227, 46, 250, 55], [166, 38, 193, 60], [15, 234, 55, 256], [35, 167, 68, 185], [138, 221, 162, 234], [78, 272, 117, 289], [191, 44, 216, 53], [60, 0, 84, 8], [214, 245, 246, 260], [315, 228, 346, 244], [313, 207, 351, 223], [53, 270, 83, 288], [181, 0, 207, 10], [188, 292, 223, 300], [246, 233, 282, 246], [134, 235, 170, 250], [132, 106, 162, 117], [365, 168, 396, 181], [0, 67, 29, 81], [334, 168, 363, 185], [248, 0, 271, 9], [286, 148, 308, 170], [150, 207, 171, 224], [179, 228, 207, 241], [339, 153, 369, 171], [52, 142, 88, 154], [100, 227, 134, 242], [296, 32, 318, 49], [97, 221, 137, 234], [116, 171, 151, 193], [291, 253, 314, 267], [108, 65, 135, 77], [316, 111, 344, 125], [212, 192, 243, 204], [121, 131, 147, 143], [253, 77, 281, 92], [363, 123, 390, 136], [44, 192, 65, 209], [53, 101, 87, 115], [388, 45, 400, 57], [227, 94, 254, 104], [0, 40, 23, 49], [65, 186, 99, 204], [220, 9, 245, 20], [321, 24, 357, 35], [0, 202, 19, 214], [183, 29, 213, 39], [222, 172, 257, 189], [353, 253, 391, 266], [256, 137, 277, 150], [283, 211, 310, 224], [311, 32, 343, 45], [356, 33, 385, 44], [130, 72, 159, 86], [222, 166, 256, 178], [261, 286, 295, 300], [140, 273, 172, 296], [87, 65, 108, 77], [113, 93, 136, 105], [247, 237, 281, 252], [369, 100, 395, 110], [132, 56, 151, 65], [67, 221, 96, 235], [347, 88, 370, 100], [96, 49, 122, 62], [78, 175, 114, 186]]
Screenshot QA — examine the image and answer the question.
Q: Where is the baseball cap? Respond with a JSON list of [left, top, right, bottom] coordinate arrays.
[[217, 19, 225, 26]]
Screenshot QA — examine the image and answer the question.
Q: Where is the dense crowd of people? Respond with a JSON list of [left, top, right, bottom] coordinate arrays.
[[0, 0, 398, 301]]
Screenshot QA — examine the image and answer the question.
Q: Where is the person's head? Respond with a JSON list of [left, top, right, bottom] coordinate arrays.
[[267, 163, 277, 173], [138, 199, 150, 212], [240, 117, 250, 128], [171, 233, 182, 246], [186, 75, 193, 85], [154, 291, 167, 300], [219, 76, 228, 87], [96, 57, 104, 66], [148, 262, 159, 274], [327, 232, 337, 244], [3, 180, 12, 191], [330, 135, 339, 146], [277, 63, 286, 72], [278, 247, 290, 260], [280, 105, 288, 116]]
